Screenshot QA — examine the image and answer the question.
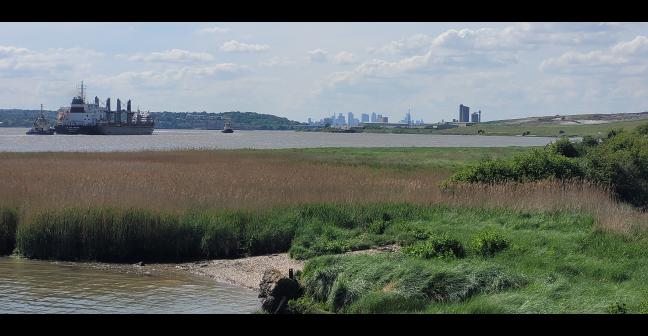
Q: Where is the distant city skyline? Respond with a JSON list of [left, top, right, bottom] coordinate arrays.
[[1, 22, 648, 122]]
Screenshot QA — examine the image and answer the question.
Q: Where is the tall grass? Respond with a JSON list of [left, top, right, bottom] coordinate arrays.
[[0, 207, 18, 255], [1, 151, 645, 235]]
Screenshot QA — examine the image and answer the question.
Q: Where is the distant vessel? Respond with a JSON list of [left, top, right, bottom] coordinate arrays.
[[54, 81, 154, 135], [222, 120, 233, 133], [26, 104, 55, 135]]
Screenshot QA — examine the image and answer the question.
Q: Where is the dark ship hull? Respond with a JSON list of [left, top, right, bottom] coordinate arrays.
[[55, 124, 154, 135], [26, 128, 55, 135]]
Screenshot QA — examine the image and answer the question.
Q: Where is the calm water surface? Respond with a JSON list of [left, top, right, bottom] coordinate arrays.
[[0, 128, 555, 152], [0, 257, 260, 314]]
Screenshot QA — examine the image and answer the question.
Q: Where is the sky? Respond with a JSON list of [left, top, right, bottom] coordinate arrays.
[[1, 22, 648, 122]]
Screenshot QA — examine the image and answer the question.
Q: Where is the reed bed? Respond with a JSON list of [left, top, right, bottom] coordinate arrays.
[[1, 150, 645, 235]]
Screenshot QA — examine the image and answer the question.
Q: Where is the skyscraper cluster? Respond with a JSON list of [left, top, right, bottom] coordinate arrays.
[[459, 104, 482, 123]]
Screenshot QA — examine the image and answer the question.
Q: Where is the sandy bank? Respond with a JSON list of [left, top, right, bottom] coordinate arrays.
[[73, 245, 399, 291]]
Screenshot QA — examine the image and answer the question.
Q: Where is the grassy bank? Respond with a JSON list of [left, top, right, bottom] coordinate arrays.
[[349, 119, 647, 137], [293, 207, 648, 313], [270, 147, 529, 172], [437, 119, 647, 137]]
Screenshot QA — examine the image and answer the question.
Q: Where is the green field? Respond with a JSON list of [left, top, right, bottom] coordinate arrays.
[[269, 147, 532, 171]]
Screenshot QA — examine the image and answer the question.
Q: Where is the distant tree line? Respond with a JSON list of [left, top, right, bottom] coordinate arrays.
[[0, 109, 305, 130]]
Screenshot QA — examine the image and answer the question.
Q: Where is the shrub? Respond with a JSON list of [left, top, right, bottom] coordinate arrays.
[[606, 302, 627, 314], [449, 149, 585, 184], [581, 135, 600, 147], [548, 137, 582, 158], [522, 131, 530, 136], [401, 234, 466, 259], [636, 123, 648, 135], [471, 231, 510, 257]]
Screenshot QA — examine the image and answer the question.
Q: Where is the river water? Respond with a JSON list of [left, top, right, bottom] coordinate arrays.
[[0, 128, 555, 152], [0, 257, 261, 314]]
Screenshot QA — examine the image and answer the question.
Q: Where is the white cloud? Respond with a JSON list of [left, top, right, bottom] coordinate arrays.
[[0, 46, 103, 77], [308, 49, 328, 63], [0, 45, 29, 56], [98, 63, 249, 88], [369, 34, 434, 55], [220, 40, 270, 53], [196, 26, 230, 34], [127, 49, 214, 62], [371, 23, 622, 57], [332, 51, 356, 65], [259, 56, 295, 67], [541, 35, 648, 74]]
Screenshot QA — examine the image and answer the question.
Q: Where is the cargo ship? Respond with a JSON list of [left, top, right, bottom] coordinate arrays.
[[54, 81, 154, 135]]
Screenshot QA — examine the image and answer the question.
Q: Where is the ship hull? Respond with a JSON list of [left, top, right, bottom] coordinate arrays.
[[55, 124, 154, 135]]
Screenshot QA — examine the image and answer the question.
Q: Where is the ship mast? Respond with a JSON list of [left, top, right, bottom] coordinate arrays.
[[78, 81, 86, 102]]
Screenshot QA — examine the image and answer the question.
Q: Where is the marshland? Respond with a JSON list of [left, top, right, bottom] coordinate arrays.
[[1, 126, 648, 313]]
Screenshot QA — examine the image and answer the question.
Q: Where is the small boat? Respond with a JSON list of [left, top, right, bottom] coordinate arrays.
[[222, 120, 234, 133], [26, 104, 55, 135]]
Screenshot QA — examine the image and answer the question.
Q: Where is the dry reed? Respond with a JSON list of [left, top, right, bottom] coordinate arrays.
[[0, 151, 645, 233]]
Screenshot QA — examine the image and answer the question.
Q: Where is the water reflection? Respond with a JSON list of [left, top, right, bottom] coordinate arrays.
[[0, 257, 260, 314]]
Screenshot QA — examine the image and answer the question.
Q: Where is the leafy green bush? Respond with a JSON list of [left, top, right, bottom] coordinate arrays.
[[471, 231, 510, 257], [584, 128, 648, 209], [401, 234, 466, 259], [581, 135, 600, 147], [547, 137, 582, 158], [449, 122, 648, 209], [449, 149, 585, 184], [606, 302, 627, 314]]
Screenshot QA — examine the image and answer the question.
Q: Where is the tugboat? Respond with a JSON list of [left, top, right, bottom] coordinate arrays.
[[26, 104, 55, 135], [222, 120, 234, 133], [54, 81, 154, 135]]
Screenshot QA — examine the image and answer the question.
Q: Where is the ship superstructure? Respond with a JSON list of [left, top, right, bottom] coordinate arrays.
[[55, 81, 154, 135]]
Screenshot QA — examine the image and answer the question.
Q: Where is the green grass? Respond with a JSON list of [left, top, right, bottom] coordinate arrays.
[[0, 207, 18, 255], [296, 207, 648, 313], [7, 203, 648, 313], [12, 204, 450, 262], [268, 147, 531, 172]]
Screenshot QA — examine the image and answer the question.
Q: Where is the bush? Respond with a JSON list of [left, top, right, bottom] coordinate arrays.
[[401, 234, 466, 259], [471, 231, 510, 257], [449, 123, 648, 208], [606, 302, 627, 314], [584, 129, 648, 209], [449, 149, 585, 184], [548, 137, 582, 158], [0, 207, 18, 255], [581, 135, 600, 147]]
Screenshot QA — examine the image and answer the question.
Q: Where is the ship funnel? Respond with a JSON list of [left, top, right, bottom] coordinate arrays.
[[94, 96, 99, 106], [117, 99, 122, 112], [127, 100, 131, 113], [106, 98, 111, 112]]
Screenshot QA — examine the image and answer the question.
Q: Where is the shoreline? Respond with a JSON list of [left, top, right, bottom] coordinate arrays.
[[46, 245, 400, 291]]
